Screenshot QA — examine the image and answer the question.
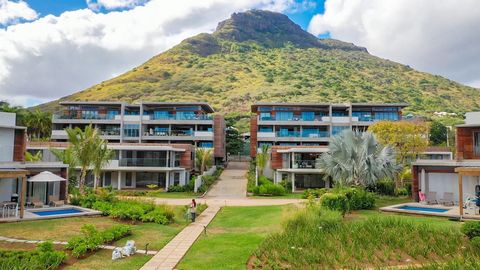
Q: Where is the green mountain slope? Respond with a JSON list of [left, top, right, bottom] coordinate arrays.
[[40, 10, 480, 117]]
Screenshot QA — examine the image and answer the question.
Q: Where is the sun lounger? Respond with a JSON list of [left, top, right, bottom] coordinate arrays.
[[439, 192, 454, 206], [49, 195, 64, 207], [31, 197, 44, 208], [426, 192, 438, 205]]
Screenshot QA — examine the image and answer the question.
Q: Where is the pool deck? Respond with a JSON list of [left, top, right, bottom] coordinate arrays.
[[380, 203, 480, 220], [0, 205, 101, 223]]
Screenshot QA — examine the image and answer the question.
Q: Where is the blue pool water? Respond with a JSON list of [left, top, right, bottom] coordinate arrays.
[[33, 208, 84, 216], [396, 205, 449, 213]]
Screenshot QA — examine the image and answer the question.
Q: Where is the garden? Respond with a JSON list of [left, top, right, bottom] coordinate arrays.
[[0, 187, 206, 269]]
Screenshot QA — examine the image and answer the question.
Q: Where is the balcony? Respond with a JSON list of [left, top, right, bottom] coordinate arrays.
[[145, 114, 213, 121], [53, 113, 119, 120], [119, 158, 167, 167], [258, 116, 327, 122], [292, 160, 321, 169], [301, 131, 329, 138]]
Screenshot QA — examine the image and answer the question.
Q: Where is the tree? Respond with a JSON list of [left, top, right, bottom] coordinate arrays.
[[226, 126, 244, 155], [23, 109, 52, 140], [50, 147, 78, 186], [256, 144, 270, 177], [92, 137, 113, 189], [196, 148, 213, 175], [318, 130, 399, 187], [25, 151, 43, 162], [65, 124, 100, 194], [429, 120, 447, 145], [368, 121, 429, 165]]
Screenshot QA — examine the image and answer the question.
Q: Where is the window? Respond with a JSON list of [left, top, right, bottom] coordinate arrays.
[[174, 173, 180, 186], [123, 124, 139, 137], [125, 172, 132, 187], [475, 132, 480, 156], [332, 126, 349, 136], [301, 112, 315, 121], [374, 112, 399, 121], [153, 111, 170, 120], [106, 110, 119, 119], [260, 112, 271, 121], [103, 172, 111, 187], [352, 111, 373, 121], [276, 112, 293, 121], [199, 141, 214, 148], [82, 110, 98, 119], [302, 128, 319, 137], [176, 111, 195, 120]]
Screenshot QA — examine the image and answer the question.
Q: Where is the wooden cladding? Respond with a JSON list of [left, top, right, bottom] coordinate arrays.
[[456, 127, 480, 160], [13, 129, 26, 162], [213, 115, 226, 159], [250, 116, 258, 158]]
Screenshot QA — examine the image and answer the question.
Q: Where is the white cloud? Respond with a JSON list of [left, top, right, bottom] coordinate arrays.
[[86, 0, 147, 11], [0, 0, 37, 25], [0, 0, 311, 107], [308, 0, 480, 88]]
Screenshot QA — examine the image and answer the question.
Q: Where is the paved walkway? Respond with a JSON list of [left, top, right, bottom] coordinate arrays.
[[140, 205, 221, 270], [205, 162, 248, 199]]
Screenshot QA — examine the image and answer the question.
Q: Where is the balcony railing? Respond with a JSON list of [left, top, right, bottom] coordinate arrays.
[[148, 114, 213, 121], [143, 131, 194, 137], [54, 113, 119, 120], [277, 131, 300, 137], [259, 116, 327, 121], [276, 131, 329, 138], [100, 130, 120, 136], [119, 158, 167, 167], [292, 160, 320, 169]]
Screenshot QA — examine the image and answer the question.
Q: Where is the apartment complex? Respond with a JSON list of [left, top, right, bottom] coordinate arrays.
[[250, 102, 407, 191], [0, 112, 68, 211], [28, 101, 225, 190], [412, 112, 480, 210]]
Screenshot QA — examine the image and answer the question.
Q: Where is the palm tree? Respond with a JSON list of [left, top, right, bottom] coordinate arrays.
[[50, 147, 78, 186], [92, 137, 113, 189], [25, 151, 43, 162], [65, 124, 99, 194], [24, 109, 52, 140], [255, 144, 270, 186], [319, 130, 399, 187], [196, 148, 213, 175]]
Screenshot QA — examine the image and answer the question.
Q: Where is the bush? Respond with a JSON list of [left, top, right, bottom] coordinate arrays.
[[109, 200, 154, 221], [302, 188, 328, 199], [462, 221, 480, 239], [67, 224, 131, 257], [116, 190, 147, 196], [168, 185, 187, 192], [253, 183, 286, 196], [471, 236, 480, 250], [140, 205, 175, 224], [258, 175, 272, 186], [395, 187, 408, 196], [374, 179, 396, 196], [339, 188, 375, 210], [0, 241, 66, 270], [92, 201, 113, 215], [320, 193, 349, 215]]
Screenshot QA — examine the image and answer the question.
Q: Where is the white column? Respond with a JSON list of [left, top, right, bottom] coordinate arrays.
[[117, 171, 122, 190], [421, 169, 426, 193], [291, 173, 295, 193], [165, 172, 170, 191]]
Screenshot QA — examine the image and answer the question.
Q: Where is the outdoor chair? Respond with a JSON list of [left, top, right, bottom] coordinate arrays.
[[49, 195, 64, 207], [426, 192, 438, 205], [439, 192, 455, 206], [31, 197, 44, 208]]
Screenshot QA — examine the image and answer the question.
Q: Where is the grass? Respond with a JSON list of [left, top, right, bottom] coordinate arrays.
[[248, 193, 304, 199], [252, 203, 476, 269], [144, 191, 200, 199], [0, 205, 192, 269], [177, 205, 296, 270]]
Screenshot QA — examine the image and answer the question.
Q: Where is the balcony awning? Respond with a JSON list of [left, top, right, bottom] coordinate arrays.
[[27, 171, 66, 182]]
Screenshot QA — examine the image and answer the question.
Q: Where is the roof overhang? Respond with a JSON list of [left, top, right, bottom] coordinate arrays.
[[141, 102, 214, 113]]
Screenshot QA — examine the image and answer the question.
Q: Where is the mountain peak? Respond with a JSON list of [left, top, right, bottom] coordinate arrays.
[[214, 10, 321, 48]]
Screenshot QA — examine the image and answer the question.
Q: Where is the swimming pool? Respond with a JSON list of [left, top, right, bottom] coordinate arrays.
[[32, 208, 84, 216], [396, 205, 450, 213]]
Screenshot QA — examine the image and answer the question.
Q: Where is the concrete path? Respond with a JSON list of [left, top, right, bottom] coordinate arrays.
[[205, 162, 248, 199], [140, 206, 221, 270]]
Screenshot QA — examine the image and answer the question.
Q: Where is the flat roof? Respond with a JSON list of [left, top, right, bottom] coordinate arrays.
[[60, 101, 125, 106], [141, 102, 214, 113], [456, 124, 480, 128], [413, 159, 480, 167], [277, 148, 329, 153], [0, 124, 27, 130], [251, 102, 409, 112]]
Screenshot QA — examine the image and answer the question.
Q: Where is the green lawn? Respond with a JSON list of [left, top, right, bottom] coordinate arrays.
[[64, 249, 152, 270], [248, 193, 304, 199], [177, 205, 296, 270], [145, 191, 200, 199]]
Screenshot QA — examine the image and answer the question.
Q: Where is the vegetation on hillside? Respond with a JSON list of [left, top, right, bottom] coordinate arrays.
[[37, 10, 479, 126]]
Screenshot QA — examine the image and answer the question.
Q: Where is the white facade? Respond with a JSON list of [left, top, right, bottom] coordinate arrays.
[[420, 170, 480, 202]]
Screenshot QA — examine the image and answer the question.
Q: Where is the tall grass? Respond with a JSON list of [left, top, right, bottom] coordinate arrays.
[[253, 206, 477, 269]]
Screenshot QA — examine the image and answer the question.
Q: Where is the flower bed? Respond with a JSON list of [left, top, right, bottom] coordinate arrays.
[[0, 242, 66, 270]]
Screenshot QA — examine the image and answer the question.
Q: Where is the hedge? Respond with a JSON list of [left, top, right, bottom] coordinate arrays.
[[0, 242, 66, 270]]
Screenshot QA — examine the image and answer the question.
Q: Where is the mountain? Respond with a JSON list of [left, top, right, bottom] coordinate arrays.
[[39, 10, 480, 119]]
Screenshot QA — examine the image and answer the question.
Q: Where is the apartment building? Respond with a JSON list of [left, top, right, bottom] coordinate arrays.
[[250, 102, 407, 191], [412, 112, 480, 213], [0, 112, 68, 215], [29, 101, 225, 190]]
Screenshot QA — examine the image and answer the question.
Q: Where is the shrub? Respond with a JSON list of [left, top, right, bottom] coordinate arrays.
[[258, 175, 272, 186], [168, 185, 186, 192], [302, 188, 328, 199], [339, 188, 375, 210], [0, 241, 66, 270], [92, 201, 113, 215], [116, 190, 147, 196], [253, 183, 286, 196], [320, 193, 349, 215], [395, 187, 408, 196], [67, 224, 131, 258], [374, 179, 396, 196], [462, 221, 480, 239], [109, 201, 153, 221], [471, 236, 480, 250], [140, 205, 175, 224]]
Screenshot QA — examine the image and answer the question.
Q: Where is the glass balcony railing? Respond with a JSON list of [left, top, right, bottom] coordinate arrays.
[[143, 130, 193, 136], [99, 130, 121, 136], [293, 160, 320, 169], [119, 158, 167, 167], [54, 113, 119, 120], [276, 131, 329, 138], [276, 131, 300, 137], [149, 114, 213, 120], [259, 116, 327, 121]]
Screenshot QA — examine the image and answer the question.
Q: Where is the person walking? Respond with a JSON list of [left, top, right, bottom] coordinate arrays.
[[190, 199, 197, 222]]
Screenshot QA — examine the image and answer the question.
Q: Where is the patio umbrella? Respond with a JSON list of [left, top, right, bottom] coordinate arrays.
[[27, 171, 66, 182]]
